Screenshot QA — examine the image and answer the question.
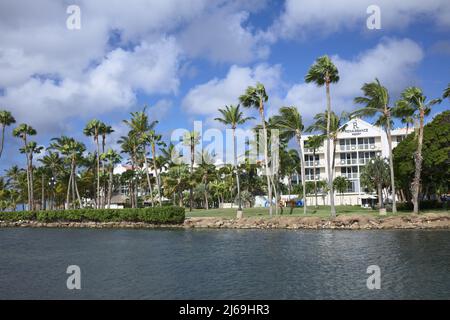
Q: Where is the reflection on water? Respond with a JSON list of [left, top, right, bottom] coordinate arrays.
[[0, 228, 449, 299]]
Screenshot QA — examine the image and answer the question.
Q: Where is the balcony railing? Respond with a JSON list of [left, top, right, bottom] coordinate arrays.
[[305, 160, 320, 167], [338, 159, 357, 165]]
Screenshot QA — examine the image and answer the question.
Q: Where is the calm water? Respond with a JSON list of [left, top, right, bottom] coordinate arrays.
[[0, 228, 449, 299]]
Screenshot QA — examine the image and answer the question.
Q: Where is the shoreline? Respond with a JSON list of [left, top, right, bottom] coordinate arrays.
[[1, 213, 449, 230]]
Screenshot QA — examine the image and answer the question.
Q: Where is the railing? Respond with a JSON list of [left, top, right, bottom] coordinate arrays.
[[305, 160, 320, 167], [337, 159, 357, 165]]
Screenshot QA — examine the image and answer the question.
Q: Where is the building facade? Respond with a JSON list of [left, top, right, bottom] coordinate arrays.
[[298, 118, 409, 207]]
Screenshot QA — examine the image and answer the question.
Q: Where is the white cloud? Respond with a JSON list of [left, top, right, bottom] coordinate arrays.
[[0, 37, 180, 133], [272, 0, 450, 39], [277, 38, 424, 123], [182, 64, 283, 117]]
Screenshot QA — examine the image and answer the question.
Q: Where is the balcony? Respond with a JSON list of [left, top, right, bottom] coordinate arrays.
[[305, 160, 321, 167]]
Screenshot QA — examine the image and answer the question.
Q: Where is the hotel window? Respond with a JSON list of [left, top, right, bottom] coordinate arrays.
[[305, 154, 319, 166], [339, 138, 357, 151], [396, 136, 405, 143], [341, 166, 358, 179], [359, 151, 376, 164], [358, 137, 375, 150], [339, 152, 357, 165], [305, 168, 320, 180], [346, 180, 359, 193]]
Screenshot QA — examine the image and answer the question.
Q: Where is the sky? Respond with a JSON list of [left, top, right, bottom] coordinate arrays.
[[0, 0, 449, 170]]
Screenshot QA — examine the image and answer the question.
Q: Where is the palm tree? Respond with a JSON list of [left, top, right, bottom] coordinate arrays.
[[50, 136, 86, 209], [333, 176, 350, 205], [147, 129, 165, 206], [360, 157, 390, 214], [38, 151, 63, 210], [305, 55, 340, 217], [443, 83, 450, 100], [305, 135, 324, 208], [272, 106, 308, 214], [84, 119, 103, 208], [118, 133, 141, 208], [352, 78, 397, 213], [239, 83, 274, 217], [101, 149, 122, 208], [12, 124, 37, 210], [396, 87, 441, 214], [215, 104, 254, 217], [182, 131, 201, 211], [306, 111, 347, 215], [0, 110, 16, 159], [123, 108, 157, 207], [195, 150, 216, 210]]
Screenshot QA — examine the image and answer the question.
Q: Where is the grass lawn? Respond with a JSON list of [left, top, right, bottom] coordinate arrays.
[[186, 206, 449, 219]]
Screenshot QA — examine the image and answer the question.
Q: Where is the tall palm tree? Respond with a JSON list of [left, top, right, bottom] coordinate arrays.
[[305, 55, 340, 217], [306, 111, 347, 214], [83, 119, 103, 208], [147, 129, 165, 206], [396, 87, 441, 214], [12, 124, 37, 210], [272, 106, 308, 214], [0, 110, 16, 159], [305, 135, 324, 208], [239, 83, 274, 217], [101, 149, 122, 208], [123, 108, 157, 207], [352, 78, 397, 213], [50, 136, 85, 209], [215, 104, 254, 217], [182, 131, 200, 211], [38, 151, 63, 210], [117, 133, 141, 208]]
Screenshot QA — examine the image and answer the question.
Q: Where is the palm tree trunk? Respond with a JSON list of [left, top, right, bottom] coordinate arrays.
[[325, 80, 336, 217], [204, 180, 209, 210], [41, 174, 45, 210], [0, 125, 5, 159], [189, 143, 194, 212], [152, 144, 162, 207], [233, 128, 242, 213], [378, 182, 383, 212], [74, 166, 83, 209], [385, 114, 397, 213], [29, 154, 34, 211], [296, 133, 307, 214], [259, 104, 272, 217], [142, 146, 154, 207], [95, 136, 100, 209], [66, 168, 72, 209], [107, 167, 113, 208], [412, 109, 425, 214], [313, 150, 318, 208]]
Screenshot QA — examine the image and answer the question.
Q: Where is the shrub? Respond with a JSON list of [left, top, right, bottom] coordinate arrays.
[[0, 206, 185, 224], [396, 200, 447, 212]]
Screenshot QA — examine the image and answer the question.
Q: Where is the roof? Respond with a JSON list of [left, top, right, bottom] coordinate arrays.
[[110, 194, 128, 204]]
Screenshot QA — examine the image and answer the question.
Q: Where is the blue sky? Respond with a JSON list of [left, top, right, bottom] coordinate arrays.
[[0, 0, 449, 170]]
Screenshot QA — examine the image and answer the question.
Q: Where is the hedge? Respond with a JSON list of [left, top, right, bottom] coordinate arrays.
[[0, 206, 185, 224], [396, 200, 448, 211]]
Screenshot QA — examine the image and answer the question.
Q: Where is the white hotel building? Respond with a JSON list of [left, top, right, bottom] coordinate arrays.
[[298, 117, 409, 207]]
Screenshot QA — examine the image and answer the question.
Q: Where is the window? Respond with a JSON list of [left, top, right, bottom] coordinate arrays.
[[305, 154, 319, 166], [359, 151, 375, 164], [305, 168, 320, 180], [341, 166, 358, 179], [358, 137, 375, 150], [339, 138, 357, 151], [339, 152, 357, 165]]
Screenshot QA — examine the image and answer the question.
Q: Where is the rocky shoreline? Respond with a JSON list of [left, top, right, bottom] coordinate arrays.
[[1, 213, 449, 230]]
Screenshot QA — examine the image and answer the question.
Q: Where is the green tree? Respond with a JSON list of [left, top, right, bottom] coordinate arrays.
[[215, 104, 254, 216], [305, 55, 340, 217], [396, 87, 441, 214], [182, 131, 201, 211], [239, 83, 274, 217], [101, 149, 122, 208], [333, 176, 350, 205], [443, 83, 449, 100], [360, 157, 390, 214], [0, 110, 16, 159], [352, 78, 397, 213], [84, 119, 104, 208]]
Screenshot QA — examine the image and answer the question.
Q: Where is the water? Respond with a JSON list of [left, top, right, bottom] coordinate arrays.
[[0, 228, 449, 299]]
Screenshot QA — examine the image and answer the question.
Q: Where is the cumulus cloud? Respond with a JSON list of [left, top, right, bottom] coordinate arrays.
[[278, 38, 424, 123], [0, 37, 180, 133], [272, 0, 450, 39], [182, 64, 283, 117]]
